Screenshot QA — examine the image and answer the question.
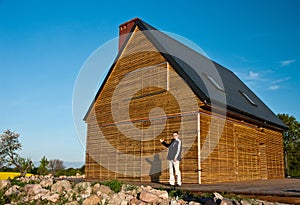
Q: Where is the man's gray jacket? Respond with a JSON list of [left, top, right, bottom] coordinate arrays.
[[162, 138, 182, 161]]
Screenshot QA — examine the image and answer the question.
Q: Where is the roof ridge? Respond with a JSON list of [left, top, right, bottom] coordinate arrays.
[[84, 18, 287, 130]]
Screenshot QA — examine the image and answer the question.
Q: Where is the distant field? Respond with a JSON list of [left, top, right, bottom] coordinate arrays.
[[0, 172, 33, 180]]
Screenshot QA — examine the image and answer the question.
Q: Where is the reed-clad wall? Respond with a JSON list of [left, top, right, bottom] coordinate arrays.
[[199, 112, 284, 184], [85, 26, 284, 184], [85, 27, 201, 183]]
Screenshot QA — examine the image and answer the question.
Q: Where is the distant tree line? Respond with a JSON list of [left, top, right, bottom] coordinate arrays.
[[278, 113, 300, 177], [0, 130, 84, 177], [1, 113, 299, 178]]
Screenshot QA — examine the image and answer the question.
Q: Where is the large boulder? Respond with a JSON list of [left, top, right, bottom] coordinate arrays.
[[23, 184, 45, 196], [0, 179, 11, 190], [130, 197, 142, 205], [92, 183, 112, 195], [110, 192, 127, 205], [40, 178, 53, 188], [240, 200, 252, 205], [82, 194, 101, 205], [41, 192, 60, 203], [220, 198, 234, 205], [74, 181, 92, 195], [47, 193, 60, 203], [51, 180, 72, 193], [141, 186, 168, 200], [5, 185, 20, 196], [152, 189, 168, 199], [139, 190, 159, 203]]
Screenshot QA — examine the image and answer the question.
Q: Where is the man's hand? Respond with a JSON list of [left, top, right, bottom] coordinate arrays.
[[160, 139, 164, 142], [173, 158, 177, 162]]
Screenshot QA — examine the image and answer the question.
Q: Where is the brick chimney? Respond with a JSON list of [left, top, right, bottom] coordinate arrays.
[[118, 18, 139, 51]]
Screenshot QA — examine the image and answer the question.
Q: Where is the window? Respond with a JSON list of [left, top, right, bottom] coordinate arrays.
[[239, 90, 257, 106], [204, 73, 225, 92]]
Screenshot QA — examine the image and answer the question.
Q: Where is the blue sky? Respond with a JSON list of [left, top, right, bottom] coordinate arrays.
[[0, 0, 299, 164]]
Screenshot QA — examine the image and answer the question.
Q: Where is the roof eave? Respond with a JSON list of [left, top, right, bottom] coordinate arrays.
[[201, 101, 288, 131]]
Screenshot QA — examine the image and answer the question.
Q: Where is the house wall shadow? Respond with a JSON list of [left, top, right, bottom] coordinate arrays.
[[146, 154, 162, 183]]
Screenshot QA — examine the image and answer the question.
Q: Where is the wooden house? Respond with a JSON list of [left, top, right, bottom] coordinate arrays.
[[84, 18, 287, 184]]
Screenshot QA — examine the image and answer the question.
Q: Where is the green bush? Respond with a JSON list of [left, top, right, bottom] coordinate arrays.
[[168, 188, 184, 199], [290, 169, 300, 177], [10, 177, 26, 187], [0, 189, 7, 205], [102, 179, 123, 193], [198, 192, 213, 198], [54, 168, 82, 177]]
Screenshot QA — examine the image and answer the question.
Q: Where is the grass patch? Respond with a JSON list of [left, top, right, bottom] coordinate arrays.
[[0, 172, 32, 180], [102, 179, 123, 193]]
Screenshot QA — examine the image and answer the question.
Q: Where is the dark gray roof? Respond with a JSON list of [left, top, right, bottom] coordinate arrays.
[[137, 19, 286, 130], [85, 18, 287, 130]]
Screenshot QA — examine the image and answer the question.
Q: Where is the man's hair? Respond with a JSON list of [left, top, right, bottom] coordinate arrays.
[[173, 132, 179, 135]]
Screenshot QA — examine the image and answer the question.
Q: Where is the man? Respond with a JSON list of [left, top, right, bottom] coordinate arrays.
[[160, 132, 182, 186]]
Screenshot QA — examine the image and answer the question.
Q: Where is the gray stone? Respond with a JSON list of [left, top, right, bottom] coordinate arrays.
[[170, 199, 183, 205], [220, 198, 234, 205], [65, 201, 79, 205], [93, 183, 113, 195], [213, 192, 223, 200], [145, 188, 168, 200], [4, 185, 20, 196], [100, 192, 109, 200], [75, 181, 92, 195], [101, 198, 109, 205], [0, 180, 11, 190], [23, 184, 45, 196], [189, 201, 201, 205], [232, 199, 241, 205], [39, 178, 53, 188], [99, 184, 112, 194], [82, 194, 101, 205], [92, 183, 101, 192], [75, 181, 91, 190], [51, 180, 72, 193], [129, 197, 140, 205], [64, 189, 78, 202], [259, 201, 274, 205], [139, 190, 159, 203], [159, 198, 171, 205], [156, 189, 168, 199], [110, 193, 123, 205], [120, 200, 128, 205], [0, 177, 286, 205], [240, 200, 252, 205], [45, 193, 60, 203]]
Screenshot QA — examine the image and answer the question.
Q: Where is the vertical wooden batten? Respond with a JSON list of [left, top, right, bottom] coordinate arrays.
[[197, 112, 201, 184], [167, 62, 170, 91]]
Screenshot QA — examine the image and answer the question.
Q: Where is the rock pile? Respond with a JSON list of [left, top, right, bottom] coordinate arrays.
[[0, 176, 289, 205]]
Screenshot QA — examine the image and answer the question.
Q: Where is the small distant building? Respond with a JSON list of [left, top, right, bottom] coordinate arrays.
[[84, 18, 287, 184]]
